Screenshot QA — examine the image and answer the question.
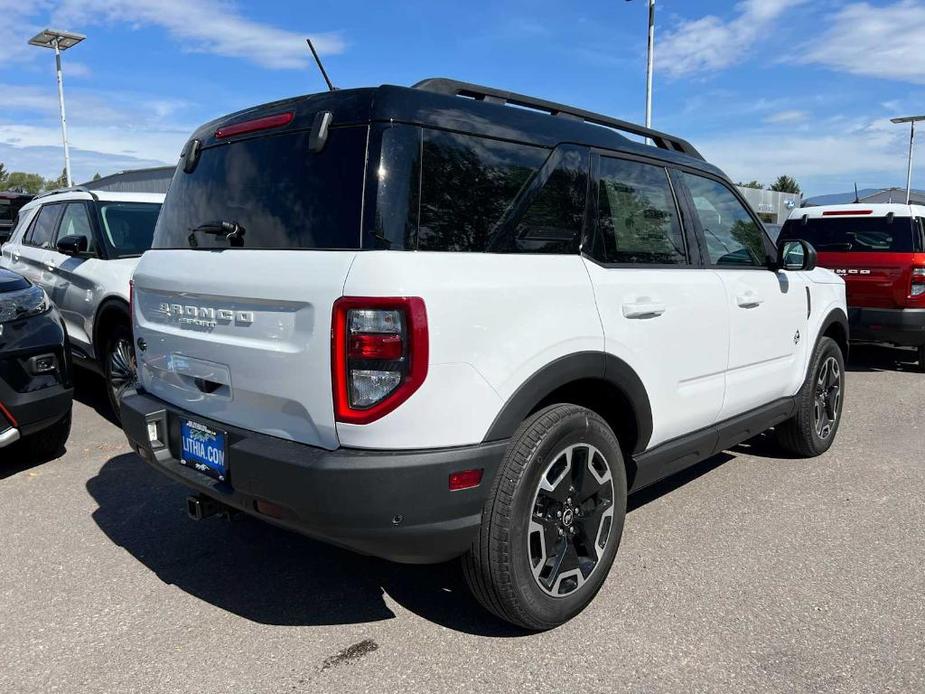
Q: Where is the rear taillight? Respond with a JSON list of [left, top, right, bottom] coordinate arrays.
[[912, 268, 925, 297], [332, 297, 428, 424]]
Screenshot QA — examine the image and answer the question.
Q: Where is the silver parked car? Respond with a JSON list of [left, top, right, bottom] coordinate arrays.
[[0, 188, 163, 420]]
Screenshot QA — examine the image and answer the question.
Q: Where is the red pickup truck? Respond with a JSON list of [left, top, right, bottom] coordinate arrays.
[[781, 204, 925, 371]]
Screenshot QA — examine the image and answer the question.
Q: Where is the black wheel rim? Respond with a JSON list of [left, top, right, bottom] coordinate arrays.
[[527, 443, 615, 598], [813, 356, 841, 440], [108, 337, 136, 405]]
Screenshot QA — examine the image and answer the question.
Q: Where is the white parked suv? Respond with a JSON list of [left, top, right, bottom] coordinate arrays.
[[121, 79, 848, 630], [0, 187, 164, 418]]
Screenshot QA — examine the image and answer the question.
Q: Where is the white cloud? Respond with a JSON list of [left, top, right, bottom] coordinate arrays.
[[0, 141, 168, 183], [764, 110, 809, 125], [52, 0, 345, 70], [798, 1, 925, 85], [697, 117, 923, 193], [65, 61, 92, 78], [0, 0, 53, 67], [655, 0, 807, 78]]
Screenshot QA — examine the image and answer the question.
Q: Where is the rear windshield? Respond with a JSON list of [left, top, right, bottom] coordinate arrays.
[[781, 216, 918, 253], [99, 202, 162, 258], [153, 126, 367, 250]]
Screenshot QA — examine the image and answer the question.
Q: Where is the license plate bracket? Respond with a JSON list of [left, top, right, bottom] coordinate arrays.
[[179, 418, 227, 481]]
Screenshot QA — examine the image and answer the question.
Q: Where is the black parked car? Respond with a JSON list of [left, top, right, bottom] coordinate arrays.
[[0, 268, 73, 459], [0, 192, 34, 246]]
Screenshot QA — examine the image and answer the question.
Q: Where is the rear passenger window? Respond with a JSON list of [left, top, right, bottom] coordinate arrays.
[[680, 173, 765, 266], [25, 204, 62, 249], [418, 130, 548, 252], [595, 157, 686, 264]]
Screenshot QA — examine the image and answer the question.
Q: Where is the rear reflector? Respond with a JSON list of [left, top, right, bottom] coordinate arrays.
[[822, 209, 873, 216], [449, 469, 483, 491], [215, 112, 294, 139]]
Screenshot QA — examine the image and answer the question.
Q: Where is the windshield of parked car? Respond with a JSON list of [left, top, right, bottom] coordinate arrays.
[[98, 202, 162, 257], [153, 126, 367, 250], [780, 216, 917, 253]]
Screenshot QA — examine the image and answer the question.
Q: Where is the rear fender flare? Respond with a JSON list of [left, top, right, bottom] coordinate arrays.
[[482, 351, 653, 454]]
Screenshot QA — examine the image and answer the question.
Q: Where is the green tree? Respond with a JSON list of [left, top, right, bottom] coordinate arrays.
[[92, 172, 102, 181], [45, 168, 69, 191], [0, 162, 8, 189], [770, 175, 801, 194], [737, 180, 763, 189], [4, 172, 45, 194]]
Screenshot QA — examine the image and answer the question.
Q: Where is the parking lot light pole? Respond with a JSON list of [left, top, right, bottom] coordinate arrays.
[[891, 115, 925, 205], [626, 0, 655, 130], [28, 29, 86, 188]]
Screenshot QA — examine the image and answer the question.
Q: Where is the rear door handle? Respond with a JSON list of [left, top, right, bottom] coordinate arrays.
[[622, 301, 667, 319], [736, 293, 764, 308]]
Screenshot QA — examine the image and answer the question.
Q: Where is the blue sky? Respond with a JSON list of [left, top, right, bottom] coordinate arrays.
[[2, 0, 924, 195]]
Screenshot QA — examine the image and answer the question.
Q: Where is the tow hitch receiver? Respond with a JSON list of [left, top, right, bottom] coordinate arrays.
[[186, 494, 231, 521]]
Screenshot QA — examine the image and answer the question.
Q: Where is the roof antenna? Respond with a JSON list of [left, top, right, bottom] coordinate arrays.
[[853, 182, 860, 204], [306, 38, 336, 92]]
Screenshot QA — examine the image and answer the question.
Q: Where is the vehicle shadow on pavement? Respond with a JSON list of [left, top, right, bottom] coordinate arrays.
[[846, 343, 921, 373], [627, 452, 735, 511], [73, 369, 120, 427], [0, 444, 68, 480], [88, 450, 740, 637], [87, 452, 528, 637]]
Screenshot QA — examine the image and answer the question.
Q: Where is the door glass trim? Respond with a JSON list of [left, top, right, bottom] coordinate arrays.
[[586, 151, 696, 269], [672, 171, 775, 272]]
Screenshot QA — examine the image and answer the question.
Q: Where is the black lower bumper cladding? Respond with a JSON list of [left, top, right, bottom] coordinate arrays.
[[849, 307, 925, 347], [121, 391, 507, 564], [0, 307, 72, 443]]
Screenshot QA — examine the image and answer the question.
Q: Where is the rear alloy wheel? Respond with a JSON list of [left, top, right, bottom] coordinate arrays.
[[528, 443, 616, 597], [104, 325, 136, 423], [463, 404, 627, 630]]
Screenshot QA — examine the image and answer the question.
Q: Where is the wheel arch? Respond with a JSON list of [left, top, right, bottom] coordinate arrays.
[[812, 307, 849, 378], [92, 296, 131, 365], [482, 351, 653, 463]]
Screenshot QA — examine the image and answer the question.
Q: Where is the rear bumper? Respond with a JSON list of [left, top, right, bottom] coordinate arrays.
[[849, 307, 925, 347], [121, 391, 507, 564]]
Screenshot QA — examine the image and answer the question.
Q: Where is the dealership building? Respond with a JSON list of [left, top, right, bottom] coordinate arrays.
[[736, 186, 801, 225]]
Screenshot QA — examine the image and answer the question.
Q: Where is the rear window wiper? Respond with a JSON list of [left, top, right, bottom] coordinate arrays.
[[188, 220, 246, 247]]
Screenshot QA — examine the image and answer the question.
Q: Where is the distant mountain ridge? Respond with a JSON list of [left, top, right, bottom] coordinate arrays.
[[804, 187, 925, 206]]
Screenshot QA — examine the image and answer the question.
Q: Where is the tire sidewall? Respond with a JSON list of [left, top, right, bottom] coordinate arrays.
[[805, 336, 846, 453], [506, 408, 627, 627]]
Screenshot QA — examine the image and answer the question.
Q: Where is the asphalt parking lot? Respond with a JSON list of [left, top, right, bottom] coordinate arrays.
[[1, 345, 923, 694]]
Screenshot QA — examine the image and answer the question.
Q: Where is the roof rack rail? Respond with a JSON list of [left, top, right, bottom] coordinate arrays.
[[413, 78, 703, 160], [33, 185, 97, 200]]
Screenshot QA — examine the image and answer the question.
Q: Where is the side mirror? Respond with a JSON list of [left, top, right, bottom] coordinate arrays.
[[778, 238, 817, 271], [56, 234, 89, 257]]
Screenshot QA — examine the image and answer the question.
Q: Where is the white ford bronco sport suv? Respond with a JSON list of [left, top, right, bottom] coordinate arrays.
[[121, 79, 848, 630], [1, 188, 164, 419]]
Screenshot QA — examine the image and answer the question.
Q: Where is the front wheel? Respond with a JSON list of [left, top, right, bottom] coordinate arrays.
[[104, 324, 136, 423], [777, 336, 845, 457], [463, 404, 627, 631]]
